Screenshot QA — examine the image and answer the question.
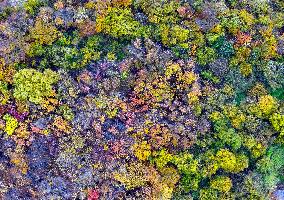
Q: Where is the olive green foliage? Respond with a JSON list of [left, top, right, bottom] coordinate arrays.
[[201, 70, 220, 84], [24, 0, 45, 15], [13, 68, 59, 104], [96, 7, 144, 38], [113, 162, 148, 190], [172, 153, 200, 192], [82, 34, 128, 61], [47, 45, 84, 69], [44, 31, 85, 69], [238, 172, 269, 200], [220, 9, 255, 34], [199, 188, 218, 200], [0, 81, 10, 105], [151, 150, 200, 192], [216, 128, 242, 150], [29, 17, 60, 45], [1, 0, 284, 199], [257, 145, 284, 188], [210, 176, 232, 193], [159, 24, 190, 48], [28, 32, 129, 69], [211, 36, 235, 58], [0, 7, 13, 20], [196, 47, 217, 66], [270, 113, 284, 134], [134, 0, 180, 24], [59, 105, 75, 121]]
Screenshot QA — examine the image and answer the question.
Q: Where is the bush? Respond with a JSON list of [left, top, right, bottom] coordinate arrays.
[[0, 58, 16, 84], [216, 128, 242, 150]]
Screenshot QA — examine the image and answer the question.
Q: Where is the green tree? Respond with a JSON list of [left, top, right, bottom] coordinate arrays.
[[13, 68, 59, 105]]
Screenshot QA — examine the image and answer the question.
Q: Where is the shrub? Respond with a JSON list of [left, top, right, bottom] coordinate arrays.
[[200, 151, 219, 177], [230, 47, 251, 68], [233, 154, 249, 173], [262, 61, 284, 91], [215, 149, 236, 172], [82, 34, 128, 61], [239, 173, 269, 200], [211, 36, 235, 58], [201, 70, 220, 84], [247, 0, 270, 14], [172, 153, 199, 176], [216, 128, 242, 150], [243, 135, 267, 158], [47, 46, 84, 70], [0, 7, 13, 21], [59, 105, 74, 121]]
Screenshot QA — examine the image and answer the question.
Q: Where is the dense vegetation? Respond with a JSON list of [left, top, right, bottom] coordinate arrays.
[[0, 0, 283, 199]]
